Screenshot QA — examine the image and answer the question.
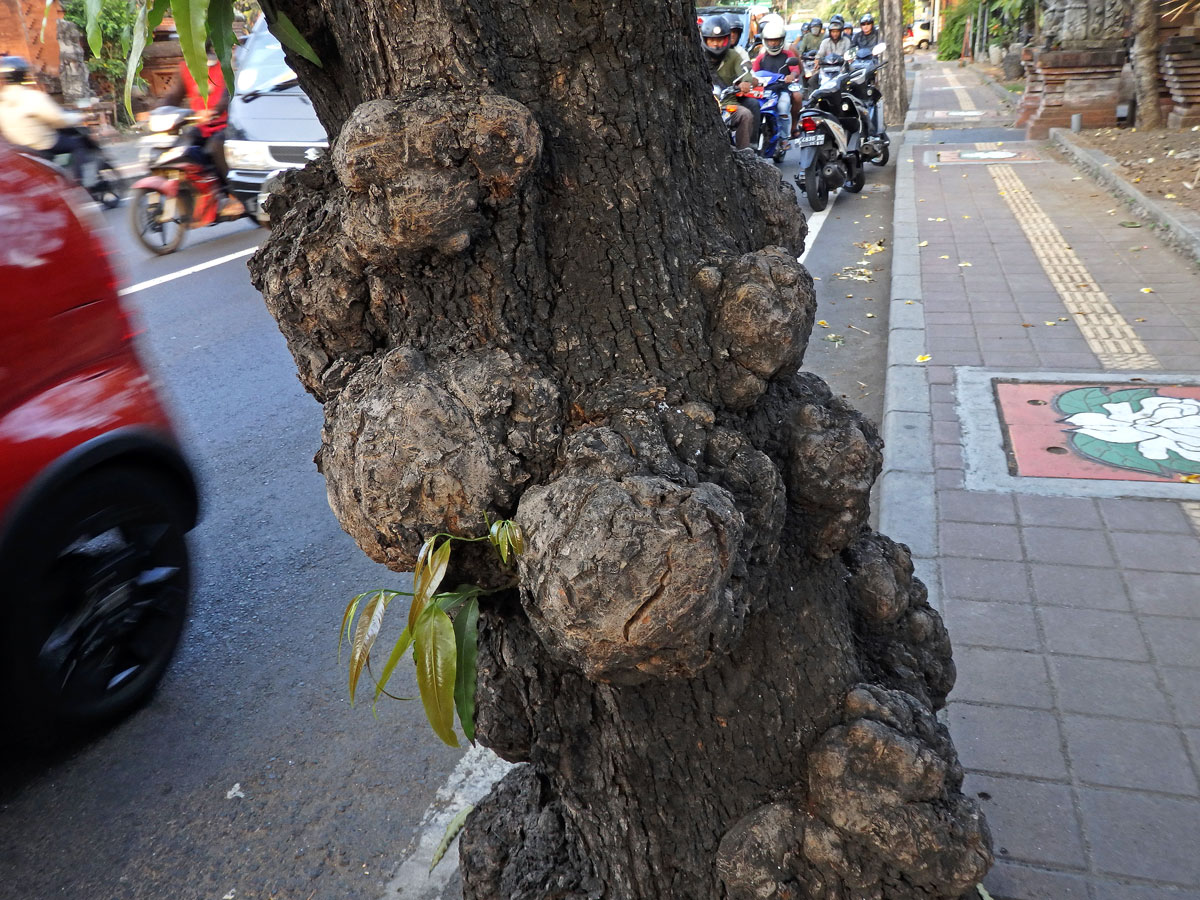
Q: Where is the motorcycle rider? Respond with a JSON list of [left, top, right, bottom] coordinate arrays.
[[817, 18, 853, 59], [156, 42, 243, 214], [702, 14, 759, 150], [0, 56, 85, 181], [752, 20, 800, 142], [794, 18, 824, 55], [852, 14, 882, 51]]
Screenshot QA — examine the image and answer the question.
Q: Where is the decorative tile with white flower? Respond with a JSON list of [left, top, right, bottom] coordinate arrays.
[[995, 382, 1200, 483]]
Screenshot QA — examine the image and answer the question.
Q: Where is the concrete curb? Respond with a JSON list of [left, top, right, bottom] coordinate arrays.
[[1050, 127, 1200, 268], [878, 126, 942, 613]]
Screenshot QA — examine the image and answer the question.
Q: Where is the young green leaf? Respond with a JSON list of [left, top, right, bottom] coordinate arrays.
[[414, 607, 459, 747], [147, 0, 170, 32], [507, 521, 525, 555], [84, 0, 103, 56], [339, 592, 366, 660], [265, 10, 323, 67], [429, 805, 474, 872], [173, 0, 212, 100], [496, 522, 511, 566], [122, 3, 151, 119], [452, 597, 480, 744], [207, 0, 237, 95], [348, 590, 388, 703], [373, 625, 415, 702], [488, 518, 504, 552]]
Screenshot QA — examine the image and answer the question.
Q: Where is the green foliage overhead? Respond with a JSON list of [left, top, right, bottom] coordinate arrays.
[[81, 0, 322, 118]]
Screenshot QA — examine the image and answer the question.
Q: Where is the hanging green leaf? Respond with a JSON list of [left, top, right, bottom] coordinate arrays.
[[415, 607, 459, 747], [348, 590, 388, 703], [173, 0, 212, 100], [373, 625, 415, 702], [147, 0, 170, 32], [265, 10, 323, 68], [429, 805, 474, 872], [122, 2, 150, 119], [207, 0, 237, 96], [453, 597, 480, 744], [84, 0, 103, 56]]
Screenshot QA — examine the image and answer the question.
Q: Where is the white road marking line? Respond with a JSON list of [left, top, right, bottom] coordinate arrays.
[[381, 745, 514, 899], [799, 189, 840, 264], [118, 246, 258, 297]]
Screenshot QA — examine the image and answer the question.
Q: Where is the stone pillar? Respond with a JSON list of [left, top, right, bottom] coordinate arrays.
[[1021, 0, 1126, 138], [1160, 35, 1200, 128], [1014, 47, 1044, 129], [56, 19, 93, 106], [1023, 48, 1127, 137]]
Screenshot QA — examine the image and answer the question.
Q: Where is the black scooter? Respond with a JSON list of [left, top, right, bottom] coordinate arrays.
[[793, 52, 870, 211], [845, 43, 890, 167]]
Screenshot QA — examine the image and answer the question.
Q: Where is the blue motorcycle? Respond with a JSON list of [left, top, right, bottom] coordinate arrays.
[[716, 70, 800, 164]]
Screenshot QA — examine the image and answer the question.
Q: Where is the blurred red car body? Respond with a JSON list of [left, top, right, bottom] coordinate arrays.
[[0, 139, 199, 744]]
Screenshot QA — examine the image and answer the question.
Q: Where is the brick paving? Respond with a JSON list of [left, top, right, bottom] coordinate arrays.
[[883, 61, 1200, 899]]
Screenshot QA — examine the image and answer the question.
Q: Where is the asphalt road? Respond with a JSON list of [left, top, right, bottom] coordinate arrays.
[[0, 144, 895, 899]]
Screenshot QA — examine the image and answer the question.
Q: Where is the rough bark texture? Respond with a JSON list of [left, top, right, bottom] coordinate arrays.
[[1132, 0, 1163, 130], [880, 0, 910, 125], [249, 0, 991, 896]]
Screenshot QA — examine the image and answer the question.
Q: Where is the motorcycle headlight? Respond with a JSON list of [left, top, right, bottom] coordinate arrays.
[[224, 139, 275, 170]]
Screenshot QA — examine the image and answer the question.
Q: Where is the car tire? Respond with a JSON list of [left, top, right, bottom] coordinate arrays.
[[0, 466, 191, 744]]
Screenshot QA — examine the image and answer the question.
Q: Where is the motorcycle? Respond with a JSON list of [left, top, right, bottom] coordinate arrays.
[[793, 52, 871, 211], [845, 43, 890, 166], [46, 124, 123, 209], [129, 108, 250, 255], [717, 70, 801, 164]]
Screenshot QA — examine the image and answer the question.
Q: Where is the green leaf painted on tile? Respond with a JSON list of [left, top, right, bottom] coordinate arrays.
[[1069, 432, 1164, 475]]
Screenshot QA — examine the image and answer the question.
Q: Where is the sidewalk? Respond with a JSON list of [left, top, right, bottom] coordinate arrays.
[[882, 61, 1200, 899]]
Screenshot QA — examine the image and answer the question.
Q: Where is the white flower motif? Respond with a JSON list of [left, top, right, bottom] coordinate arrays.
[[1065, 396, 1200, 462]]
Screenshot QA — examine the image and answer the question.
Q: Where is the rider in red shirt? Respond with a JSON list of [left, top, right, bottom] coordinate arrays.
[[158, 42, 243, 214]]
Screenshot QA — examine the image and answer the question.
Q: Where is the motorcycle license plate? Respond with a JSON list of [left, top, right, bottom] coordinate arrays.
[[795, 132, 824, 147]]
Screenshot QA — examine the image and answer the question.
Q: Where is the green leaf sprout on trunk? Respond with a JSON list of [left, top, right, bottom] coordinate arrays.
[[340, 519, 524, 747]]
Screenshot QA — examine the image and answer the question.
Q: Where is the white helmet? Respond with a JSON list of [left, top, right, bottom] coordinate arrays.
[[761, 19, 786, 55]]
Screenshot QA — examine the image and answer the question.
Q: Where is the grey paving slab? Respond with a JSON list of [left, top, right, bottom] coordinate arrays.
[[1063, 715, 1198, 795], [948, 702, 1069, 779], [1125, 571, 1200, 618], [1140, 616, 1200, 668], [1050, 656, 1174, 722], [943, 598, 1043, 651], [965, 773, 1088, 869], [1029, 563, 1131, 611], [942, 557, 1030, 603], [953, 647, 1054, 709], [1081, 788, 1200, 884], [1039, 607, 1150, 661]]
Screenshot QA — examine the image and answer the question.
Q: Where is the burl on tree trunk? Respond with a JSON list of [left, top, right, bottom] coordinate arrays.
[[249, 0, 991, 896]]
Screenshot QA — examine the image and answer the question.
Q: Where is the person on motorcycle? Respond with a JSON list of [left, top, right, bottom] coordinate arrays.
[[852, 14, 882, 51], [157, 42, 243, 214], [752, 20, 800, 141], [703, 15, 759, 150], [817, 18, 852, 59], [0, 56, 85, 181], [794, 18, 825, 55]]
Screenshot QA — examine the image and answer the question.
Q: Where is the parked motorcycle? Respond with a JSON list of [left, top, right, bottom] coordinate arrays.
[[130, 108, 249, 255], [845, 43, 890, 166], [793, 52, 870, 211]]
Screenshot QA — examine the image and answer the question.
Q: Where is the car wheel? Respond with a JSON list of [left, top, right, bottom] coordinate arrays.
[[1, 466, 191, 742]]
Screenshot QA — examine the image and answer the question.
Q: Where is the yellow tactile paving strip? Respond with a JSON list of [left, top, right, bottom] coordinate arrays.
[[987, 164, 1161, 371], [942, 69, 976, 111]]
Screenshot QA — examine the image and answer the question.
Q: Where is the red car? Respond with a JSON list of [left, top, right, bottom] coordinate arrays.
[[0, 140, 198, 743]]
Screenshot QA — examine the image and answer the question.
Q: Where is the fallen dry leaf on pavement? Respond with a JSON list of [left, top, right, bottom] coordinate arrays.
[[918, 240, 929, 247], [817, 320, 829, 328], [958, 262, 973, 267], [1140, 287, 1155, 293], [1119, 221, 1143, 228], [824, 333, 845, 346], [915, 354, 932, 362], [865, 312, 876, 318], [1181, 474, 1200, 483]]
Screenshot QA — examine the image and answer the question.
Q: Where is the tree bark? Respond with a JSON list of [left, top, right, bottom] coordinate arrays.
[[880, 0, 910, 125], [1132, 0, 1163, 130], [249, 1, 991, 897]]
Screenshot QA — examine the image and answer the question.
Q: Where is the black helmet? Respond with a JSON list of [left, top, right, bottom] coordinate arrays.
[[0, 55, 31, 85], [828, 16, 845, 31], [811, 17, 824, 29], [700, 15, 733, 56], [860, 13, 875, 25]]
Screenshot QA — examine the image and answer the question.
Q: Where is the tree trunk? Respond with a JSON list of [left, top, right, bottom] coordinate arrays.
[[1132, 0, 1163, 130], [880, 0, 910, 125], [249, 1, 992, 897]]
